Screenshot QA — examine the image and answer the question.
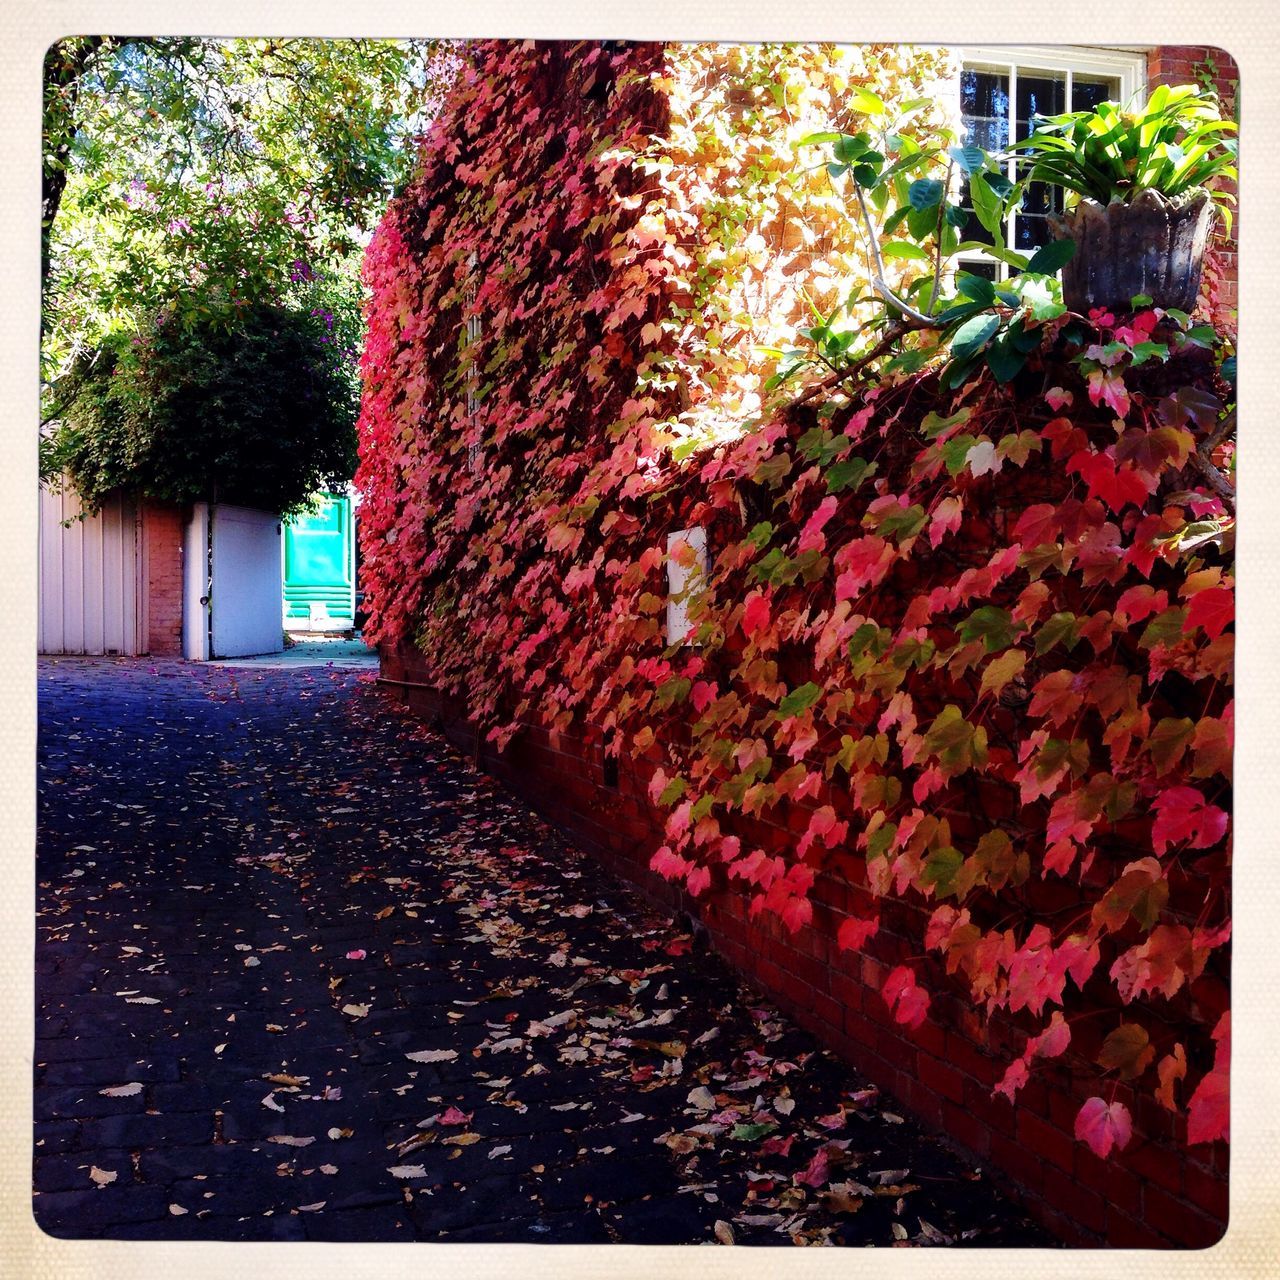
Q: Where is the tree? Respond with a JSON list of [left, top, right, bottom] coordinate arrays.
[[42, 37, 458, 391], [46, 299, 360, 516]]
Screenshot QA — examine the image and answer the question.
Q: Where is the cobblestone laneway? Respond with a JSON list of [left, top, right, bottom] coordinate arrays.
[[35, 653, 1051, 1246]]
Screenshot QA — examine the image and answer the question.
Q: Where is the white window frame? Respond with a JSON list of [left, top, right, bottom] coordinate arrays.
[[953, 46, 1148, 277]]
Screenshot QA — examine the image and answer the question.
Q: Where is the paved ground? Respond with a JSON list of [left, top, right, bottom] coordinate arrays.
[[34, 654, 1051, 1246]]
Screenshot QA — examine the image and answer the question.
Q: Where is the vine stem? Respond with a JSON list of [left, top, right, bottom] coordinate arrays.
[[1187, 407, 1236, 511]]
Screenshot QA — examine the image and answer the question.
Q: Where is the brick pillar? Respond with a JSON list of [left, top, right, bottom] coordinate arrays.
[[143, 500, 186, 656], [1146, 47, 1239, 330]]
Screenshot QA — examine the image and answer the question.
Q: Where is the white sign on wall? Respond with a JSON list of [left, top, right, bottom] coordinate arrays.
[[666, 525, 708, 646]]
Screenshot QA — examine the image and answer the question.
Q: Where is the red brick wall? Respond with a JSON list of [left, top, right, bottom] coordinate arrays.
[[143, 500, 185, 656], [1147, 46, 1239, 327], [379, 642, 1228, 1249]]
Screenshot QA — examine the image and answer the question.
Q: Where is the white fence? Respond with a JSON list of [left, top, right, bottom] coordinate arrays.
[[38, 484, 142, 656]]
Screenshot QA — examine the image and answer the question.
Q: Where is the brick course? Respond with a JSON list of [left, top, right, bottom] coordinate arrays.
[[143, 500, 185, 656]]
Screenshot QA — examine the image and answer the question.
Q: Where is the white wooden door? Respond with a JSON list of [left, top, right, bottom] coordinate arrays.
[[208, 504, 284, 658], [38, 483, 141, 656]]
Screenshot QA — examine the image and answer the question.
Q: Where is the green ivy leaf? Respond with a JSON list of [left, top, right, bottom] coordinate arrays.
[[778, 682, 823, 719], [658, 776, 687, 806], [825, 456, 874, 493], [922, 846, 964, 895], [1035, 612, 1081, 655], [959, 606, 1021, 653]]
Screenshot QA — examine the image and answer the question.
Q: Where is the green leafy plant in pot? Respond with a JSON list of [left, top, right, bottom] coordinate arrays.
[[1011, 83, 1237, 313]]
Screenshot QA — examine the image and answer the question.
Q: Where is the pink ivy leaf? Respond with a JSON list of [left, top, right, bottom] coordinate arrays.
[[1074, 1097, 1133, 1158], [1151, 786, 1229, 855], [882, 965, 930, 1030], [794, 1143, 832, 1188], [686, 863, 711, 897]]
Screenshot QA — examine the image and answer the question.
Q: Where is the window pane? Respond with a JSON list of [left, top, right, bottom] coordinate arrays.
[[961, 68, 1009, 121], [962, 116, 1009, 153], [959, 69, 1010, 251], [1014, 215, 1053, 250], [1016, 71, 1066, 137], [959, 259, 998, 282], [1072, 75, 1118, 113], [1013, 72, 1067, 251]]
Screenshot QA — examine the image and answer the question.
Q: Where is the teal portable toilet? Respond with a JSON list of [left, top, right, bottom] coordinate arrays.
[[282, 493, 356, 631]]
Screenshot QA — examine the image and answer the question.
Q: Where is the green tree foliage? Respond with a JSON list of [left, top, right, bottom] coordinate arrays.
[[46, 301, 359, 515], [42, 36, 456, 386]]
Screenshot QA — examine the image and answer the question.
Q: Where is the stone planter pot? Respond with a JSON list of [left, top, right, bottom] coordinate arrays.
[[1048, 188, 1215, 314]]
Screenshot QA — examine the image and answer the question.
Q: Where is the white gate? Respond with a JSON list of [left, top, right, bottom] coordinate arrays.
[[38, 483, 142, 656], [183, 503, 284, 659]]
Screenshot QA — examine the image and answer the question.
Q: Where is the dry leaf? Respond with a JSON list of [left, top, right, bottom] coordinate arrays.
[[686, 1086, 715, 1110], [405, 1049, 457, 1064]]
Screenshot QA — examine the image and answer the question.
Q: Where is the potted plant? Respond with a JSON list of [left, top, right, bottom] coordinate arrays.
[[1011, 83, 1237, 313]]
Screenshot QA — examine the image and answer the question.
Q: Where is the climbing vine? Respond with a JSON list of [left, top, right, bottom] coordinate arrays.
[[356, 40, 1233, 1159]]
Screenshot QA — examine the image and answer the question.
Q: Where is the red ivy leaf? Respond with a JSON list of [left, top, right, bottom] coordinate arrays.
[[836, 913, 879, 953], [741, 592, 771, 637], [1183, 585, 1234, 641]]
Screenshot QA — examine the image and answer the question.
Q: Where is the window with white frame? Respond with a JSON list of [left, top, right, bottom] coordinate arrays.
[[955, 47, 1147, 278]]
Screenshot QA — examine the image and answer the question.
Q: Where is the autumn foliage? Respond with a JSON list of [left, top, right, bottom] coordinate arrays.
[[356, 41, 1233, 1163]]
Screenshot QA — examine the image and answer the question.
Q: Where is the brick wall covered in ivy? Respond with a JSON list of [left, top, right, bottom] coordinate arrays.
[[360, 41, 1234, 1247]]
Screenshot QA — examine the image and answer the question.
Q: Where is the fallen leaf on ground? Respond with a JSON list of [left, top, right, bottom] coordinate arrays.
[[405, 1049, 458, 1063]]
